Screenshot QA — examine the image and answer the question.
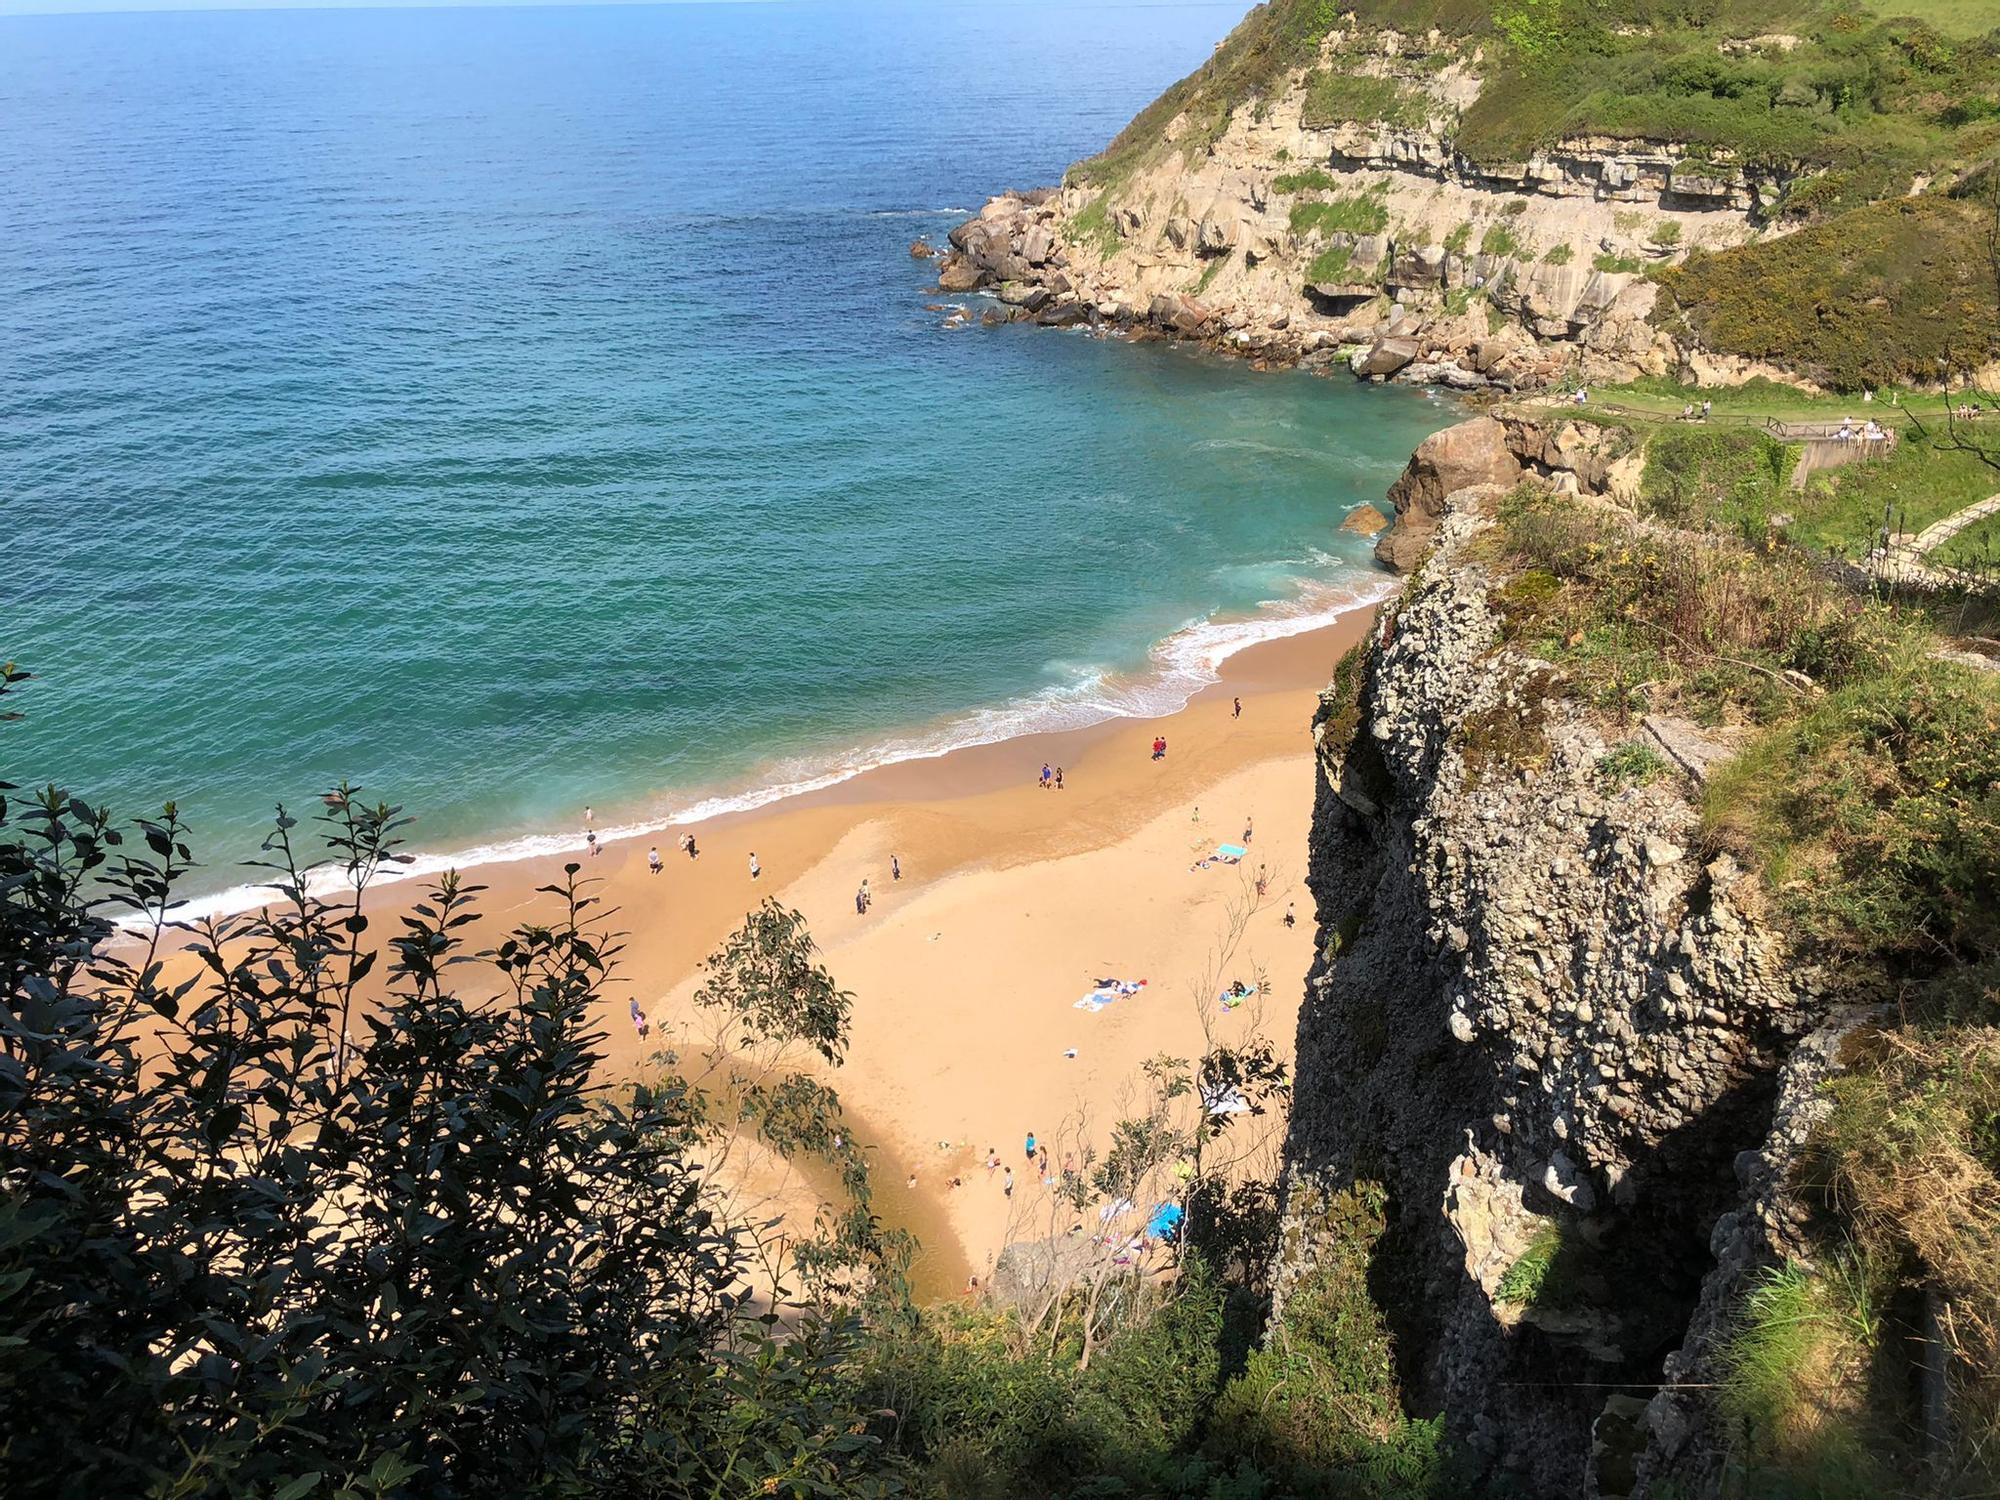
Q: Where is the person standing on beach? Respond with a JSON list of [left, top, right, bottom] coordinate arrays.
[[1255, 865, 1268, 898], [1284, 901, 1297, 928], [1054, 767, 1064, 791], [861, 877, 871, 911], [891, 853, 902, 881], [586, 829, 599, 857], [749, 851, 761, 880], [1040, 762, 1053, 790], [1003, 1168, 1014, 1199], [1243, 815, 1253, 845], [1233, 696, 1242, 719], [648, 846, 662, 875], [1024, 1130, 1037, 1161]]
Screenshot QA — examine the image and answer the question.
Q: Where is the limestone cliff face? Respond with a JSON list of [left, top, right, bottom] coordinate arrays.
[[938, 28, 1804, 390], [1278, 421, 1856, 1495]]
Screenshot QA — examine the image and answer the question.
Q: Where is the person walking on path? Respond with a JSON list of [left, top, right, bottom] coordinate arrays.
[[891, 853, 902, 881], [647, 846, 662, 875], [749, 851, 761, 881]]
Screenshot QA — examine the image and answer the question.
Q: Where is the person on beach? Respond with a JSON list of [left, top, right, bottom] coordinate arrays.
[[986, 1149, 1000, 1174], [1233, 696, 1242, 719], [907, 1174, 917, 1190], [1255, 865, 1269, 898], [856, 887, 866, 916], [891, 853, 902, 881], [629, 998, 648, 1040], [1284, 901, 1297, 929], [686, 835, 699, 859], [749, 852, 761, 880], [648, 846, 662, 875], [861, 877, 871, 911], [1152, 736, 1167, 761], [1054, 766, 1064, 791], [586, 829, 599, 857], [1040, 762, 1053, 790], [1003, 1168, 1014, 1199], [585, 805, 594, 826], [1244, 815, 1253, 844], [1024, 1130, 1037, 1160]]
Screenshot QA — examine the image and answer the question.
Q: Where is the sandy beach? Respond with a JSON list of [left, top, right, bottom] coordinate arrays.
[[145, 605, 1375, 1301]]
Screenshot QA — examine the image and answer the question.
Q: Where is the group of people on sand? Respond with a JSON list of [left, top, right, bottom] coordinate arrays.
[[1038, 762, 1066, 791]]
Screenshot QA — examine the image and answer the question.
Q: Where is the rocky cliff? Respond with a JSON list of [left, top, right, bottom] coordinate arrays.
[[936, 26, 1800, 390], [1278, 417, 1868, 1495]]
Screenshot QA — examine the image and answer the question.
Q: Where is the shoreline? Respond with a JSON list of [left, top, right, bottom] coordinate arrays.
[[135, 573, 1394, 929]]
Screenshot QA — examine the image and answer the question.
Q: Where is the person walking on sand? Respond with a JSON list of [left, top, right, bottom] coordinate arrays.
[[1243, 815, 1253, 845], [1024, 1130, 1037, 1161], [648, 846, 662, 875], [1054, 767, 1064, 791], [861, 877, 871, 910], [1003, 1168, 1014, 1199], [1255, 865, 1269, 898], [1233, 696, 1242, 719], [586, 829, 599, 857], [629, 998, 649, 1040], [1284, 901, 1297, 929], [856, 886, 866, 916], [891, 853, 902, 881], [748, 851, 761, 880], [1040, 762, 1053, 790]]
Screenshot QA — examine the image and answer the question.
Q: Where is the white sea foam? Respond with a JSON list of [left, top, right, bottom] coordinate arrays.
[[127, 573, 1395, 930]]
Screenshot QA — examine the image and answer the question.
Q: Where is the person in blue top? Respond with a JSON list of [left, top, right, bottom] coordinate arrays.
[[1024, 1130, 1037, 1161]]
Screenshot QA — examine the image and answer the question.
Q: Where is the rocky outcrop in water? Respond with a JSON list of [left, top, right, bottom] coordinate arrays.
[[931, 27, 1801, 390]]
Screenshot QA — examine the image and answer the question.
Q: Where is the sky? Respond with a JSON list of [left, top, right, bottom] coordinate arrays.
[[0, 0, 1243, 19]]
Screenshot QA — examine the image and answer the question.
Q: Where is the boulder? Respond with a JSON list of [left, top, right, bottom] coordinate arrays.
[[1197, 210, 1240, 254], [1020, 224, 1055, 266], [1163, 215, 1194, 250], [1353, 335, 1420, 378], [1340, 504, 1390, 537], [935, 255, 985, 293], [1147, 293, 1212, 336], [1374, 417, 1523, 571], [1388, 243, 1447, 289], [1114, 205, 1144, 237], [909, 237, 937, 259], [995, 281, 1051, 311]]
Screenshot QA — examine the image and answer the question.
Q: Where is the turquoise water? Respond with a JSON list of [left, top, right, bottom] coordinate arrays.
[[1, 1, 1448, 912]]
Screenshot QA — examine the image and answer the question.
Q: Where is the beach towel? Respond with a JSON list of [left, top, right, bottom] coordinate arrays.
[[1072, 978, 1148, 1012], [1145, 1203, 1184, 1241], [1217, 843, 1248, 860]]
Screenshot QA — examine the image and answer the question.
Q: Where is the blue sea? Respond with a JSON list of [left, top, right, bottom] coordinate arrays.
[[1, 0, 1447, 914]]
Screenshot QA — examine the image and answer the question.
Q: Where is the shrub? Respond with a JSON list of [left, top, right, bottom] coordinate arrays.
[[1068, 193, 1122, 259], [1444, 220, 1473, 254], [1541, 241, 1574, 264], [1594, 251, 1644, 274], [1308, 243, 1356, 283], [1480, 222, 1523, 257], [1301, 69, 1428, 129], [0, 679, 905, 1498], [1290, 191, 1392, 237], [1597, 740, 1666, 788], [1273, 166, 1339, 193]]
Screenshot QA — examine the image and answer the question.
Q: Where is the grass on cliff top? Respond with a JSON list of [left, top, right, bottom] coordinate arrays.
[[1490, 483, 2000, 963], [1650, 194, 2000, 392]]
